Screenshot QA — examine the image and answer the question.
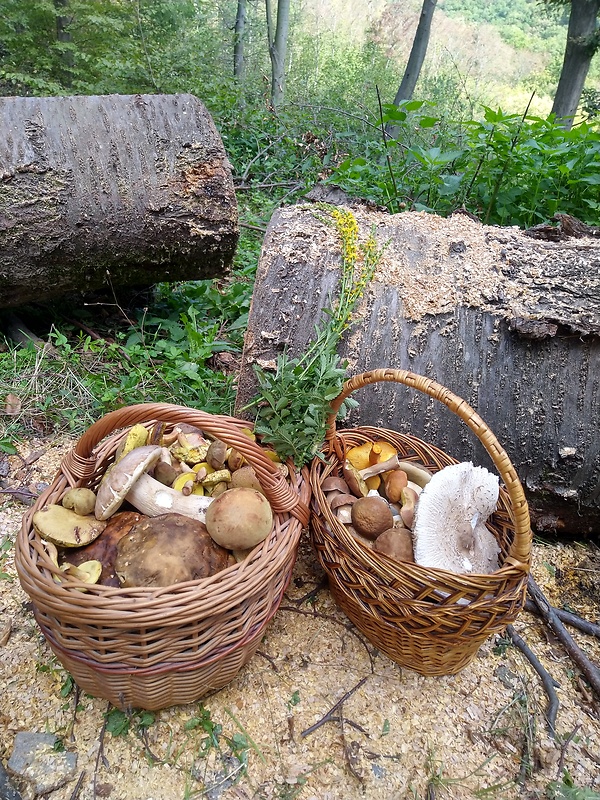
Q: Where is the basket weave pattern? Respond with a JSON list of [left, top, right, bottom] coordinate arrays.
[[309, 369, 531, 676], [17, 403, 310, 710]]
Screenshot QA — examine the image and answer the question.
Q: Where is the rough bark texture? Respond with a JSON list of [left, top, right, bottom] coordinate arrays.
[[0, 93, 238, 308], [236, 204, 600, 538]]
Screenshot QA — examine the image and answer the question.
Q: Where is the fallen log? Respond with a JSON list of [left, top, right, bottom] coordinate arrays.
[[0, 94, 238, 308], [236, 204, 600, 538]]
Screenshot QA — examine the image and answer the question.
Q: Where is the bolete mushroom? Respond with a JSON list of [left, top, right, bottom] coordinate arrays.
[[61, 487, 97, 517], [228, 465, 264, 494], [382, 469, 408, 503], [204, 487, 273, 551], [33, 505, 107, 547], [373, 526, 415, 563], [63, 511, 144, 586], [115, 513, 230, 587], [350, 495, 394, 540], [95, 445, 163, 520]]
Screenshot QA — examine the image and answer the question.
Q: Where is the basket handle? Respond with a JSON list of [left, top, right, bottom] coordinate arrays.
[[61, 403, 309, 525], [325, 369, 531, 568]]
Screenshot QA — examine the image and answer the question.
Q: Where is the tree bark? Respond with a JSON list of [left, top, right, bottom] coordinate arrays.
[[236, 204, 600, 539], [266, 0, 290, 107], [234, 0, 247, 80], [0, 94, 238, 309], [54, 0, 74, 85], [551, 0, 600, 129]]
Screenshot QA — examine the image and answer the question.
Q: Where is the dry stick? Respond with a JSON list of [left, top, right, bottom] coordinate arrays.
[[524, 599, 600, 639], [300, 676, 368, 738], [93, 709, 110, 800], [556, 723, 581, 779], [506, 624, 560, 737], [68, 770, 86, 800], [527, 575, 600, 700]]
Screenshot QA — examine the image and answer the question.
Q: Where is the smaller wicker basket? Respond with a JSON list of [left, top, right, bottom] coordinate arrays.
[[16, 403, 310, 710], [310, 369, 532, 677]]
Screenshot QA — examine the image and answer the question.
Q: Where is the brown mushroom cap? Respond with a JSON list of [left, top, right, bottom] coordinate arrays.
[[350, 496, 394, 540], [115, 513, 229, 588], [63, 511, 144, 586], [227, 465, 264, 494], [95, 445, 162, 520], [373, 527, 415, 562], [205, 487, 273, 550]]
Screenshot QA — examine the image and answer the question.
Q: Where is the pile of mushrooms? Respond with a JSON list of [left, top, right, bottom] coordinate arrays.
[[326, 441, 500, 574], [33, 422, 281, 589]]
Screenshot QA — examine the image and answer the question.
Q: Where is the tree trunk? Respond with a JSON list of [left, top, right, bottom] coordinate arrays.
[[54, 0, 74, 85], [551, 0, 600, 129], [234, 0, 247, 80], [266, 0, 290, 107], [0, 94, 238, 309], [236, 204, 600, 539], [386, 0, 437, 137]]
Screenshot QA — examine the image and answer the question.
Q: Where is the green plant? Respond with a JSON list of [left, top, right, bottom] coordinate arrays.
[[247, 206, 384, 467], [0, 537, 14, 581], [547, 770, 600, 799]]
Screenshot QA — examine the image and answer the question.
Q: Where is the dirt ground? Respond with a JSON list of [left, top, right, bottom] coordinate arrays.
[[1, 436, 599, 800]]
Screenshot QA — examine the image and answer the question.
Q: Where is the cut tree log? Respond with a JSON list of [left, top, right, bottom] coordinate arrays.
[[236, 204, 600, 538], [0, 94, 238, 308]]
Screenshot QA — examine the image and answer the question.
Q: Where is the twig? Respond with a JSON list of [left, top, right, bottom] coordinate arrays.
[[524, 599, 600, 639], [527, 575, 600, 701], [506, 624, 560, 737], [376, 85, 399, 212], [68, 770, 86, 800], [340, 714, 364, 784], [235, 181, 300, 191], [293, 575, 328, 606], [300, 676, 368, 738], [556, 724, 581, 778], [93, 707, 110, 800], [239, 222, 267, 233], [255, 649, 280, 673]]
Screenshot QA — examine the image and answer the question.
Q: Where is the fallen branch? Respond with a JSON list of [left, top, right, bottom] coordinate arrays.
[[524, 599, 600, 639], [506, 624, 560, 737], [527, 575, 600, 701], [300, 676, 368, 738]]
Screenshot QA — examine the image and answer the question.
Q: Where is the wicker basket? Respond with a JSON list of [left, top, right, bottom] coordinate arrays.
[[310, 369, 531, 676], [16, 403, 310, 710]]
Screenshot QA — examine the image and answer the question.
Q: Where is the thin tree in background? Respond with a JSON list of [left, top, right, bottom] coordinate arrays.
[[386, 0, 438, 137], [550, 0, 600, 128], [234, 0, 247, 80], [393, 0, 437, 105], [54, 0, 74, 86], [265, 0, 290, 107]]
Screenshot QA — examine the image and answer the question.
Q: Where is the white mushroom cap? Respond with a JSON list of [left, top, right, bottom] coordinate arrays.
[[95, 445, 162, 520], [412, 462, 500, 574]]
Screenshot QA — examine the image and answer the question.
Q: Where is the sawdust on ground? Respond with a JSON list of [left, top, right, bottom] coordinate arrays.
[[1, 436, 599, 800]]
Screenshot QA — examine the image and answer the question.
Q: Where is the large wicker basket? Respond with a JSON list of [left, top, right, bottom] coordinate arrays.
[[310, 369, 531, 676], [16, 403, 310, 710]]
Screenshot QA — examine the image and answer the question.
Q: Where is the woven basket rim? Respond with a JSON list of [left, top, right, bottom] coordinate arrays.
[[17, 403, 310, 606]]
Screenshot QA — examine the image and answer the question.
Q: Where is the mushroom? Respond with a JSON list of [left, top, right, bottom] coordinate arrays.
[[395, 460, 433, 488], [206, 439, 227, 470], [373, 526, 415, 563], [61, 487, 97, 517], [412, 462, 500, 574], [33, 505, 107, 547], [125, 473, 214, 521], [114, 424, 149, 462], [63, 511, 144, 586], [204, 487, 273, 551], [95, 445, 163, 520], [115, 513, 230, 588], [368, 441, 398, 466], [358, 454, 404, 481], [342, 461, 368, 497], [382, 469, 408, 503], [60, 560, 103, 587], [350, 495, 394, 540], [321, 476, 351, 494], [228, 465, 264, 494]]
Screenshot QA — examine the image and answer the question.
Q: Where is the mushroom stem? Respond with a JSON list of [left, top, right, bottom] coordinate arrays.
[[125, 473, 213, 521], [359, 454, 402, 480]]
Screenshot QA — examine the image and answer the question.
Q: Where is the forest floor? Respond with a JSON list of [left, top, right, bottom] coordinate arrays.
[[1, 435, 599, 800]]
